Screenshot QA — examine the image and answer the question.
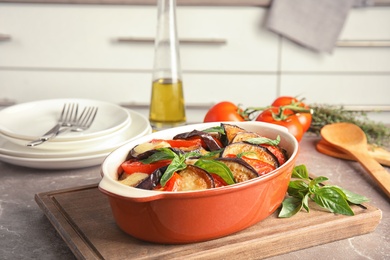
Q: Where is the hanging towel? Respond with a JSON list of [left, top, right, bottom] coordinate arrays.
[[266, 0, 372, 53]]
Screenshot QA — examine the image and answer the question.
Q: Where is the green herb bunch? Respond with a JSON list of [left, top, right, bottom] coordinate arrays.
[[309, 104, 390, 146], [279, 165, 369, 218]]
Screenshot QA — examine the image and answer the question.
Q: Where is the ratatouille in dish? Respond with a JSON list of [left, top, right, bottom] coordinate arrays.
[[117, 123, 288, 191]]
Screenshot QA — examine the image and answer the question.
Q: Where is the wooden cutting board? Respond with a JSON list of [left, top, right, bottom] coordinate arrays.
[[35, 184, 382, 260]]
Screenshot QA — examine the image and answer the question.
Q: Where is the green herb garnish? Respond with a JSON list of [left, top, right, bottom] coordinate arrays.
[[142, 148, 201, 187], [247, 135, 281, 146], [195, 159, 235, 185], [279, 165, 369, 218], [309, 104, 390, 146]]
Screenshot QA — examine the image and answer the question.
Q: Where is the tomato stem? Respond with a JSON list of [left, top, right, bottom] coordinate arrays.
[[243, 104, 312, 121]]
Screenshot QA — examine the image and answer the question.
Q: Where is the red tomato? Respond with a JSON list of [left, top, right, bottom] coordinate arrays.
[[241, 156, 276, 176], [255, 107, 304, 142], [295, 112, 312, 133], [261, 144, 287, 165], [271, 96, 312, 132], [271, 96, 300, 107], [151, 139, 202, 148], [121, 159, 172, 175], [211, 173, 228, 187], [163, 172, 181, 191], [203, 101, 246, 122]]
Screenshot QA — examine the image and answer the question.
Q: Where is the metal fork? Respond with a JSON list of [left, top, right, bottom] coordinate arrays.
[[72, 106, 98, 132], [27, 105, 98, 147], [27, 103, 79, 147]]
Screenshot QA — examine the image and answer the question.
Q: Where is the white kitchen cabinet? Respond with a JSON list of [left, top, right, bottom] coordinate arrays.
[[0, 4, 278, 72], [0, 3, 279, 113], [0, 70, 276, 122]]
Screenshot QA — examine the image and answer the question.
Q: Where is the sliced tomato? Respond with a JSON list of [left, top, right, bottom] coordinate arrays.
[[162, 172, 181, 191], [261, 144, 287, 165], [151, 138, 202, 148], [211, 173, 228, 187], [240, 156, 276, 176], [121, 159, 172, 175]]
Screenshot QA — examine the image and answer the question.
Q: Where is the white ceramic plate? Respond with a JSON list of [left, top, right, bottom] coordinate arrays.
[[0, 110, 152, 169], [2, 115, 132, 151], [0, 98, 131, 142]]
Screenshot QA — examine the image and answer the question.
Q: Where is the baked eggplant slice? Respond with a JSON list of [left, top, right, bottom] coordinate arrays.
[[231, 131, 260, 143], [231, 132, 288, 165], [118, 172, 149, 187], [178, 165, 215, 190], [127, 141, 171, 159], [216, 157, 259, 183], [221, 142, 279, 168], [221, 123, 245, 145], [173, 130, 222, 151], [135, 165, 168, 190], [261, 144, 288, 165]]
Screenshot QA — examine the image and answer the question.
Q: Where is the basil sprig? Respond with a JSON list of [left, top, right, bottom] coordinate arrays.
[[195, 159, 235, 185], [279, 165, 369, 218], [247, 135, 281, 146], [142, 148, 201, 187]]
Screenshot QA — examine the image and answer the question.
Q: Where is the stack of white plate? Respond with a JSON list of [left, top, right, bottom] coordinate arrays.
[[0, 99, 152, 169]]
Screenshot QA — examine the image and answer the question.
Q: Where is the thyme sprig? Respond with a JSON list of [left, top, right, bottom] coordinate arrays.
[[308, 104, 390, 146]]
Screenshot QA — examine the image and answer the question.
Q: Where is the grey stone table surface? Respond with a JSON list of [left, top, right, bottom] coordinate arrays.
[[0, 135, 389, 260]]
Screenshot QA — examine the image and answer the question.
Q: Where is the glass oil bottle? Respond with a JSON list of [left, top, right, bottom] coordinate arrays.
[[149, 0, 186, 131]]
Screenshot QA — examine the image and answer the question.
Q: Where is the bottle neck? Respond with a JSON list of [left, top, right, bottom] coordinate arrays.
[[152, 0, 182, 81]]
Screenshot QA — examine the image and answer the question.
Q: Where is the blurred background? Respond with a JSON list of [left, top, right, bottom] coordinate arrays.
[[1, 0, 389, 123]]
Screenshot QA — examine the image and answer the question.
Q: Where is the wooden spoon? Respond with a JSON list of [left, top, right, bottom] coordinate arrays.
[[316, 139, 390, 167], [321, 122, 390, 198]]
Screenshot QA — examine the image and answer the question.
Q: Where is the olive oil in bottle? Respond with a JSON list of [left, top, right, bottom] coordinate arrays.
[[149, 0, 186, 131], [149, 78, 186, 129]]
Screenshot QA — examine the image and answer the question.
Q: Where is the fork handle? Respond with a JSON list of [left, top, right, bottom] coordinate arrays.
[[27, 125, 68, 147]]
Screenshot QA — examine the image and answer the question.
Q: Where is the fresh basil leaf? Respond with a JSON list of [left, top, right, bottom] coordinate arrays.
[[160, 153, 187, 187], [287, 180, 309, 199], [141, 148, 176, 164], [309, 176, 328, 193], [291, 164, 309, 179], [200, 149, 223, 159], [278, 197, 302, 218], [310, 176, 329, 186], [331, 185, 370, 204], [195, 159, 235, 185], [247, 135, 281, 146], [312, 186, 354, 216], [302, 193, 310, 212], [235, 151, 256, 159], [202, 126, 225, 134]]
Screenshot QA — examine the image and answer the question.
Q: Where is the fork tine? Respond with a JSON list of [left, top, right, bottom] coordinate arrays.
[[61, 103, 78, 126], [58, 103, 68, 122], [76, 106, 98, 129], [86, 107, 98, 127]]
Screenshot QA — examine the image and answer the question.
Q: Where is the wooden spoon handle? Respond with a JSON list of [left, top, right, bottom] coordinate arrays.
[[350, 150, 390, 198], [316, 140, 390, 167]]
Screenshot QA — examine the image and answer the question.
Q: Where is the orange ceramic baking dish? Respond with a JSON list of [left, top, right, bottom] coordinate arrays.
[[99, 121, 299, 244]]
